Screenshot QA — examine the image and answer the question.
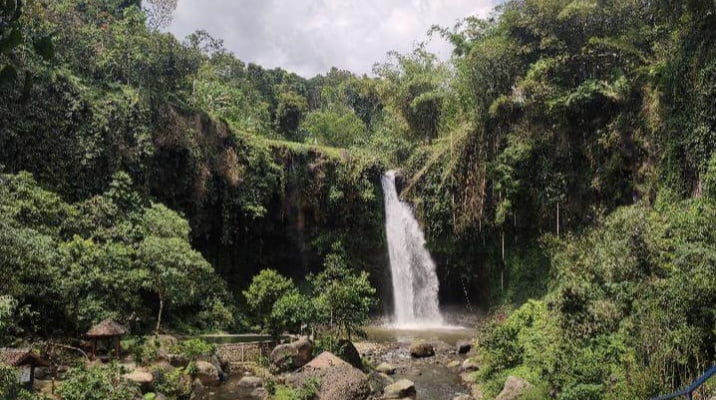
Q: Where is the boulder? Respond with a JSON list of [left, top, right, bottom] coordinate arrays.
[[409, 342, 435, 358], [495, 376, 533, 400], [123, 368, 154, 392], [292, 337, 314, 368], [376, 362, 396, 375], [456, 340, 473, 354], [289, 352, 371, 400], [156, 335, 178, 351], [448, 360, 461, 368], [453, 395, 473, 400], [238, 376, 268, 400], [460, 358, 479, 373], [337, 339, 363, 369], [195, 361, 221, 387], [383, 379, 416, 399], [270, 343, 299, 373]]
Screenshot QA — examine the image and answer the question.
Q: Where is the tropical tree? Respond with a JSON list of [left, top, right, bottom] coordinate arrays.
[[243, 269, 295, 329], [310, 250, 377, 340]]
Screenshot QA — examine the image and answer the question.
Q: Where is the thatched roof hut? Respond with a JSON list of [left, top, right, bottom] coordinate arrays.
[[0, 348, 48, 367], [86, 319, 127, 338], [1, 348, 48, 389], [86, 319, 126, 359]]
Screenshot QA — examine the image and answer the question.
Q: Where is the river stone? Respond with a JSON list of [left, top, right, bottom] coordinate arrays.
[[270, 343, 299, 372], [289, 352, 371, 400], [383, 379, 416, 399], [238, 376, 267, 400], [409, 342, 435, 358], [452, 395, 473, 400], [367, 371, 394, 394], [460, 358, 479, 372], [456, 340, 473, 354], [376, 362, 396, 375], [495, 376, 533, 400], [195, 360, 221, 387], [448, 360, 461, 368]]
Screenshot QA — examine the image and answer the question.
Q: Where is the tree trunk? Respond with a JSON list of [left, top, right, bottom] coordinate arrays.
[[156, 296, 164, 334], [556, 202, 560, 237], [501, 230, 505, 293]]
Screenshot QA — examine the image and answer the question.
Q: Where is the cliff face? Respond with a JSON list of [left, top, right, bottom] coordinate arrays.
[[0, 90, 389, 296]]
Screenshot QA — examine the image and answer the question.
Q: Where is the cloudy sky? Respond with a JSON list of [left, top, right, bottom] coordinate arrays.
[[168, 0, 500, 78]]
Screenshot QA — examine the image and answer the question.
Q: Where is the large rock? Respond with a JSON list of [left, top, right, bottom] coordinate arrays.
[[289, 352, 371, 400], [337, 339, 363, 369], [383, 379, 416, 399], [123, 369, 154, 384], [292, 337, 314, 369], [495, 376, 533, 400], [456, 340, 473, 354], [195, 360, 221, 387], [238, 376, 268, 400], [270, 343, 300, 373], [460, 358, 479, 373], [156, 335, 178, 351], [409, 342, 435, 358], [123, 368, 154, 392]]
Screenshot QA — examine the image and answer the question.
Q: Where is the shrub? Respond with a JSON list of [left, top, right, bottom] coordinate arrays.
[[558, 384, 604, 400], [56, 365, 138, 400], [243, 269, 295, 329], [173, 338, 215, 361]]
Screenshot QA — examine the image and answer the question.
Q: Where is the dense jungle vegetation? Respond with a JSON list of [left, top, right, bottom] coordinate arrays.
[[1, 0, 715, 399]]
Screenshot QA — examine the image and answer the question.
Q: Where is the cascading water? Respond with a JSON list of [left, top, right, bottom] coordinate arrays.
[[381, 170, 445, 328]]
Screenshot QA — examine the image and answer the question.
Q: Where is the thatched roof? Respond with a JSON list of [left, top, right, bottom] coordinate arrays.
[[0, 348, 48, 367], [86, 319, 127, 338]]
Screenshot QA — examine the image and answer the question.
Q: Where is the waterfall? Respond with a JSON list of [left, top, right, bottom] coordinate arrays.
[[381, 170, 444, 328]]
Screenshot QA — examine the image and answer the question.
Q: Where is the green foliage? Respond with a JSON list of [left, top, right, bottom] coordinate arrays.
[[57, 365, 138, 400], [172, 339, 215, 361], [269, 290, 316, 339], [0, 364, 19, 399], [375, 47, 450, 142], [273, 378, 321, 400], [310, 245, 377, 340], [152, 367, 192, 400], [476, 198, 716, 399], [123, 336, 160, 365], [243, 269, 295, 329], [0, 171, 231, 338], [301, 106, 368, 147], [275, 91, 309, 140]]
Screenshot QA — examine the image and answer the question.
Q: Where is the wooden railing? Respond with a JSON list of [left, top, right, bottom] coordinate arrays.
[[650, 366, 716, 400]]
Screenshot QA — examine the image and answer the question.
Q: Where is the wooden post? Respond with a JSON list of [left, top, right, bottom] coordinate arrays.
[[115, 337, 121, 360], [92, 339, 96, 359]]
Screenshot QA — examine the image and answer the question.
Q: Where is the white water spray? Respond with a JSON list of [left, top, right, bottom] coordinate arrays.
[[382, 170, 445, 329]]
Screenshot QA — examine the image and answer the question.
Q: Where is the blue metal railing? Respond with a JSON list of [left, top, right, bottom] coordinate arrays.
[[650, 366, 716, 400]]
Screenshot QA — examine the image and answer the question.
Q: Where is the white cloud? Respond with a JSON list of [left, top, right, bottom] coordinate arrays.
[[168, 0, 499, 77]]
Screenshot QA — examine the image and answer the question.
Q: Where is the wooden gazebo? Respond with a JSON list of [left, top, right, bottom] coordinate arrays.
[[86, 319, 127, 359], [0, 348, 49, 390]]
